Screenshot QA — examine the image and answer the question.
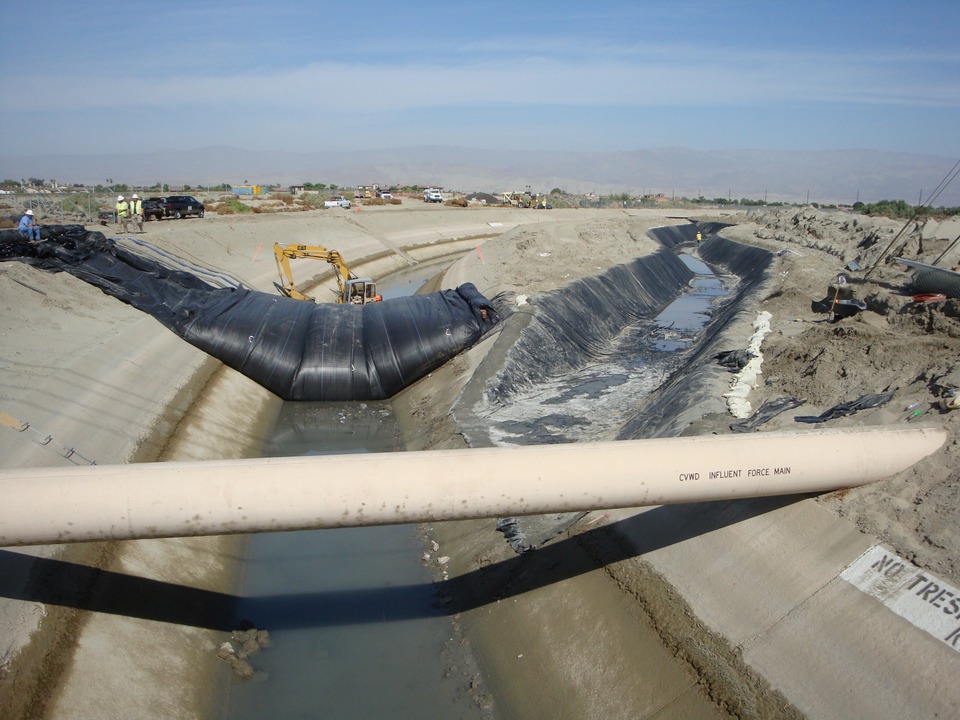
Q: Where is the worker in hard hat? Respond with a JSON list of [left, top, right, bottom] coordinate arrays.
[[129, 194, 144, 233], [18, 209, 40, 240], [115, 195, 129, 233]]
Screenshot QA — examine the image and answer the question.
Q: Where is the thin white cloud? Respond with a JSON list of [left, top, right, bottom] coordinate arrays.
[[7, 49, 957, 115]]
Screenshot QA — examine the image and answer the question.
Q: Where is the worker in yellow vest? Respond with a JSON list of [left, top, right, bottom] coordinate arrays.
[[115, 195, 129, 233], [130, 194, 144, 233]]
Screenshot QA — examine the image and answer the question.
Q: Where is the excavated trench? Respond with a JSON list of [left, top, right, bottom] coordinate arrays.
[[221, 223, 777, 718]]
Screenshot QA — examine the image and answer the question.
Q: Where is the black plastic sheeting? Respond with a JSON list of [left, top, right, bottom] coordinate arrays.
[[893, 257, 960, 298], [618, 230, 773, 440], [714, 348, 756, 371], [487, 249, 696, 404], [0, 226, 500, 401], [489, 221, 774, 552], [730, 397, 806, 433], [794, 390, 895, 424], [484, 222, 739, 407]]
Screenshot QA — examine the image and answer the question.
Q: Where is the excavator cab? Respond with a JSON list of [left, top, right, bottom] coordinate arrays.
[[345, 278, 379, 304]]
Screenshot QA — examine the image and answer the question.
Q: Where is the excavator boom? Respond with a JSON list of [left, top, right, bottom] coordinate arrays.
[[273, 243, 379, 304]]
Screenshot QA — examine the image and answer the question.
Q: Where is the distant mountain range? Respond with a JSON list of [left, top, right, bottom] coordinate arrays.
[[2, 146, 958, 206]]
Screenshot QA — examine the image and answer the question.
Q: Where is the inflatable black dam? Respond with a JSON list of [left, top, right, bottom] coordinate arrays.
[[0, 227, 500, 401]]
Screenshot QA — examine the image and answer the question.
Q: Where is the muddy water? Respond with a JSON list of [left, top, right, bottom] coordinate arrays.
[[224, 261, 490, 719]]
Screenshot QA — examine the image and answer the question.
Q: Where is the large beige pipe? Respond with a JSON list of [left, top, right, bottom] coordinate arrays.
[[0, 427, 945, 547]]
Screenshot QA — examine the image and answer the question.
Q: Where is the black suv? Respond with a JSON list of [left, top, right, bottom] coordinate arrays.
[[164, 195, 204, 219], [145, 195, 204, 220]]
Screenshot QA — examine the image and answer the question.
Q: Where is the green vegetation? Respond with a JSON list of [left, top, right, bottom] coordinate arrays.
[[854, 199, 960, 219], [217, 197, 254, 214], [60, 193, 99, 216]]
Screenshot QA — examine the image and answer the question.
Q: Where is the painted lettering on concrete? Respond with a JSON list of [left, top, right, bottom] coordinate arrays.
[[841, 545, 960, 653]]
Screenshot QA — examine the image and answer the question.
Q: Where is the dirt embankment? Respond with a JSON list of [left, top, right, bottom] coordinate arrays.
[[719, 208, 960, 584]]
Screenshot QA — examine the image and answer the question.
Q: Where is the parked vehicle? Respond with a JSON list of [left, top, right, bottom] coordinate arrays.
[[423, 189, 443, 203], [324, 196, 352, 209], [163, 195, 204, 219], [143, 197, 166, 221]]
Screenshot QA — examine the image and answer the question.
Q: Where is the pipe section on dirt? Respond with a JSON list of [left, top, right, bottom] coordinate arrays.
[[0, 427, 944, 547]]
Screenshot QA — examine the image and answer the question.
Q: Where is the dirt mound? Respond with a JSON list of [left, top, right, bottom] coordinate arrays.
[[718, 207, 960, 583]]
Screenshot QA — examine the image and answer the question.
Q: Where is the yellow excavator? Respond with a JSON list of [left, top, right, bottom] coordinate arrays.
[[273, 243, 381, 304]]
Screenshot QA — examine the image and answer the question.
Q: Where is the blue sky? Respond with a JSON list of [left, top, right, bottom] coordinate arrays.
[[1, 0, 958, 158]]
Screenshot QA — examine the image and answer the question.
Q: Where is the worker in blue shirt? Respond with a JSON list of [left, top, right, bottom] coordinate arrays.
[[18, 209, 40, 240]]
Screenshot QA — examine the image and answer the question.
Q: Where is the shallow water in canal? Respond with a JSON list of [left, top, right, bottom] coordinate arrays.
[[224, 260, 489, 719]]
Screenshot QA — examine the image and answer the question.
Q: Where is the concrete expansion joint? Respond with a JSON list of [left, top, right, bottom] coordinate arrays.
[[738, 570, 839, 653]]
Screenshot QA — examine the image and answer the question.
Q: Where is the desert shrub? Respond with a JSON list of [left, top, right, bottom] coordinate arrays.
[[217, 198, 253, 215], [276, 193, 295, 205], [252, 206, 263, 214], [445, 197, 468, 207], [300, 194, 327, 209], [857, 199, 960, 219], [388, 198, 402, 205]]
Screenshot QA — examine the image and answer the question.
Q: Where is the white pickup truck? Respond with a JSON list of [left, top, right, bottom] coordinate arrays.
[[323, 195, 352, 209]]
